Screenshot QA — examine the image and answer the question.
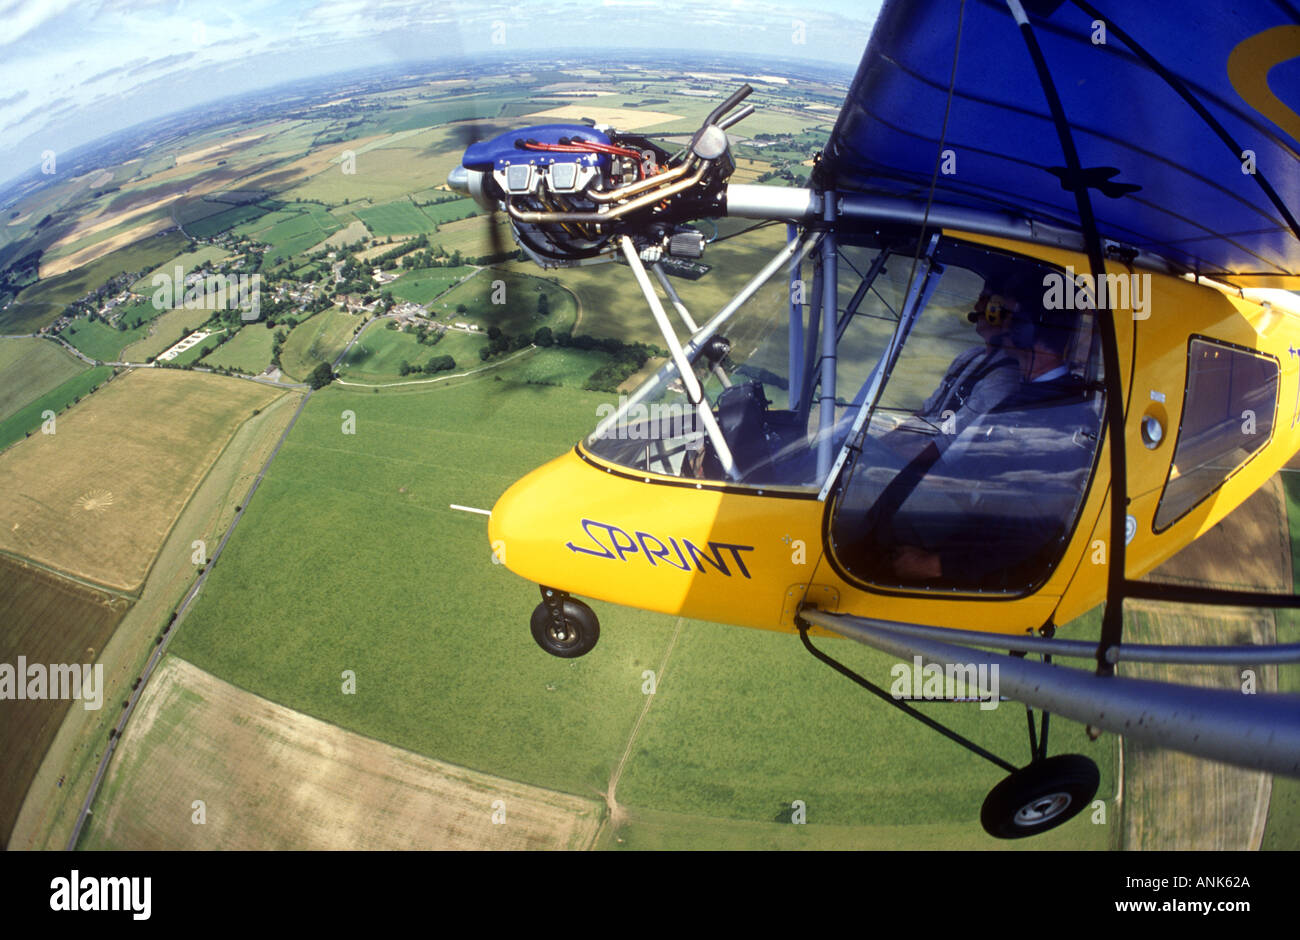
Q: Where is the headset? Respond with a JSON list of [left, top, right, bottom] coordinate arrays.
[[966, 293, 1016, 328]]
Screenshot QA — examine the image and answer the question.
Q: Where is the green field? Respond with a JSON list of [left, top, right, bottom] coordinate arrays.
[[201, 324, 277, 373], [433, 269, 579, 337], [355, 200, 440, 237], [279, 307, 359, 380], [186, 203, 270, 238], [0, 365, 114, 452], [1263, 474, 1300, 849], [340, 323, 484, 378], [388, 265, 477, 306], [2, 231, 190, 333], [167, 378, 1112, 848], [0, 338, 85, 420], [59, 316, 148, 361]]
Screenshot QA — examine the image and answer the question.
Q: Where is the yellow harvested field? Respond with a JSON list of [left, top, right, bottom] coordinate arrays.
[[524, 104, 683, 131], [85, 658, 604, 850], [175, 133, 267, 165], [40, 217, 178, 279], [0, 369, 281, 591], [50, 191, 184, 249], [1120, 476, 1288, 849]]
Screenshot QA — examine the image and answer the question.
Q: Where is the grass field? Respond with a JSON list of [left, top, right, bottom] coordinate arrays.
[[0, 554, 131, 848], [58, 317, 148, 361], [387, 265, 476, 306], [0, 369, 280, 591], [82, 657, 603, 850], [0, 365, 114, 453], [339, 322, 484, 378], [280, 307, 361, 380], [200, 324, 276, 373], [355, 199, 440, 237], [0, 338, 85, 420], [164, 379, 1112, 848], [432, 269, 578, 337]]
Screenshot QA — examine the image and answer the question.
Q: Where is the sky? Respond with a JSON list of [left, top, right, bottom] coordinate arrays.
[[0, 0, 883, 188]]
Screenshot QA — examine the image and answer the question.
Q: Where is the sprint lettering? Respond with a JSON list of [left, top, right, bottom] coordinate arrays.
[[566, 518, 755, 578]]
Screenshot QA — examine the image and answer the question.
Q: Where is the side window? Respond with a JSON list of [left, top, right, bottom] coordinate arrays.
[[1154, 338, 1279, 530]]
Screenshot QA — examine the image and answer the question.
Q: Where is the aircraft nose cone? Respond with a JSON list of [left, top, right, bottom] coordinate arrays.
[[447, 165, 470, 194]]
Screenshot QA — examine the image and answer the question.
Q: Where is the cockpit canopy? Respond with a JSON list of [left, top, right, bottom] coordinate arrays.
[[584, 229, 1106, 595]]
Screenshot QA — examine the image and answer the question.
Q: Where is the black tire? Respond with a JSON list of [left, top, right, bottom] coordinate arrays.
[[530, 597, 600, 658], [980, 754, 1100, 839]]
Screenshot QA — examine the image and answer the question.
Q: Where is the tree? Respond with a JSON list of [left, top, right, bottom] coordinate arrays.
[[308, 362, 335, 389], [534, 326, 554, 347], [537, 292, 550, 316], [399, 360, 411, 376]]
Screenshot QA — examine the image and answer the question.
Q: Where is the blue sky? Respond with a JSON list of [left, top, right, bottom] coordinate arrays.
[[0, 0, 882, 188]]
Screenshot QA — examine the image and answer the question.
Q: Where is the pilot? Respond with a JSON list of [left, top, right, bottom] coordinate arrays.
[[915, 290, 1022, 434], [888, 301, 1084, 585]]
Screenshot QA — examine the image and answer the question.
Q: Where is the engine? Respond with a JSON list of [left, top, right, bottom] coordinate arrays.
[[448, 85, 755, 267]]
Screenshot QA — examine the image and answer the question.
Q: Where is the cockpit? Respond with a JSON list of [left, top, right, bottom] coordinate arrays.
[[583, 230, 1106, 594]]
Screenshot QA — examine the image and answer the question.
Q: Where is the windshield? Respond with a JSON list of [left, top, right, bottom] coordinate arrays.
[[583, 233, 915, 490]]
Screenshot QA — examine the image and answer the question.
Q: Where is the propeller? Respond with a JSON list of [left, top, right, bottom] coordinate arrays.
[[446, 120, 513, 264]]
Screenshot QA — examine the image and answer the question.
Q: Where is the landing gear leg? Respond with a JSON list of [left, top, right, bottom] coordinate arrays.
[[979, 645, 1099, 839], [530, 586, 600, 658]]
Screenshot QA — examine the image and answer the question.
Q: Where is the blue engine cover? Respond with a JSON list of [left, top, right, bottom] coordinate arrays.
[[461, 124, 612, 171]]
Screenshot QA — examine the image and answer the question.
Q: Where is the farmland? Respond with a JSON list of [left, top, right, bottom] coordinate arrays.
[[0, 365, 114, 453], [0, 338, 85, 420], [9, 390, 306, 851], [0, 554, 131, 848], [0, 369, 281, 591], [200, 323, 277, 373], [82, 657, 603, 850], [150, 378, 1112, 850], [279, 308, 361, 380]]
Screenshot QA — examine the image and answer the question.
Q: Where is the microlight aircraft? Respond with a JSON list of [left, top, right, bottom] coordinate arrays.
[[449, 0, 1300, 837]]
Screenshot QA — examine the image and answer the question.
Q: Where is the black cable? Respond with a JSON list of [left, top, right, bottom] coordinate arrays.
[[1069, 0, 1300, 247], [1006, 0, 1129, 678]]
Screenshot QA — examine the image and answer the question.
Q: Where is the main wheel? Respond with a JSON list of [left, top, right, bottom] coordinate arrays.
[[980, 754, 1100, 839], [530, 597, 600, 658]]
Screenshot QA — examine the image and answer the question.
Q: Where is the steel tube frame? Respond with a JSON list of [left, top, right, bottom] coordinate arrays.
[[801, 609, 1300, 777], [619, 236, 738, 479], [801, 614, 1300, 665]]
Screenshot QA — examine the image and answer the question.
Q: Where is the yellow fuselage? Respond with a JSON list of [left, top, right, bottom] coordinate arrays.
[[490, 231, 1300, 637]]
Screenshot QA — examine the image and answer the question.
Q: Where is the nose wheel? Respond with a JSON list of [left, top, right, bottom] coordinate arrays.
[[531, 586, 600, 658]]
